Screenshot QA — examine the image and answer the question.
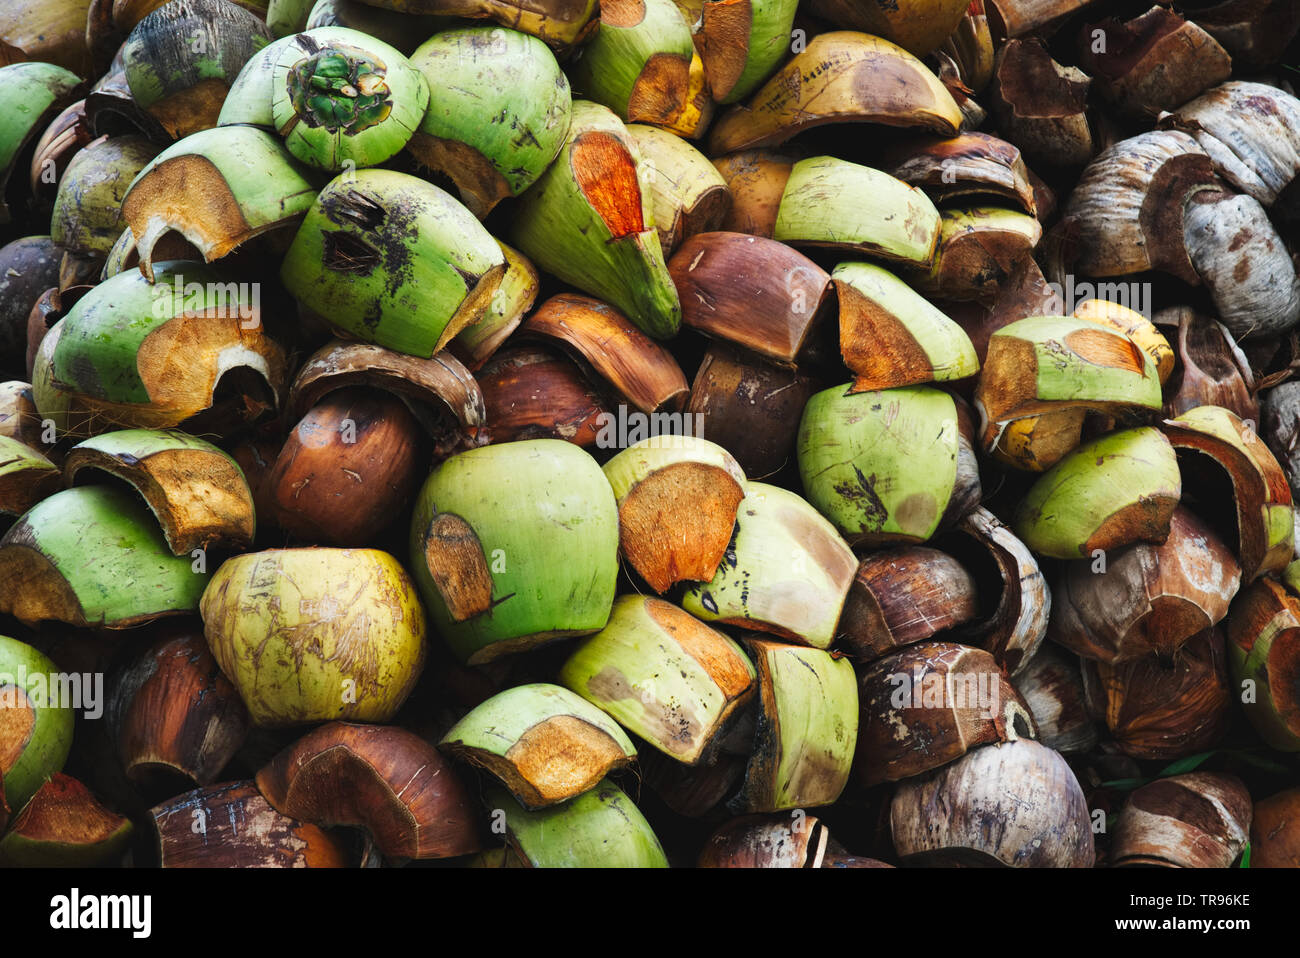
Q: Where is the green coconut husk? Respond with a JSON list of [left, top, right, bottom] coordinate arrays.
[[100, 226, 136, 278], [270, 29, 429, 170], [558, 594, 757, 764], [0, 485, 210, 629], [31, 260, 285, 438], [200, 547, 427, 726], [1013, 427, 1182, 559], [977, 314, 1162, 435], [834, 260, 978, 392], [409, 438, 620, 664], [507, 99, 680, 339], [681, 482, 858, 649], [484, 779, 668, 867], [49, 135, 161, 257], [0, 634, 76, 814], [408, 26, 572, 217], [218, 27, 362, 127], [0, 435, 60, 516], [1164, 404, 1294, 582], [0, 62, 83, 224], [566, 0, 694, 127], [64, 428, 256, 554], [0, 774, 133, 866], [452, 241, 541, 368], [730, 637, 858, 812], [440, 682, 636, 808], [602, 434, 747, 593], [626, 124, 731, 256], [696, 0, 800, 103], [122, 0, 273, 138], [797, 383, 965, 546], [121, 125, 319, 279], [1226, 577, 1300, 752], [279, 168, 505, 358], [774, 155, 942, 268], [268, 0, 317, 35]]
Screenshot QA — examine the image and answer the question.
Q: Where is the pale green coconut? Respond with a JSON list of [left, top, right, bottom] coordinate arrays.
[[558, 595, 756, 764], [408, 26, 572, 217], [279, 169, 505, 358], [697, 0, 800, 103], [484, 779, 668, 867], [797, 383, 964, 545], [566, 0, 694, 125], [0, 435, 59, 517], [0, 635, 75, 814], [200, 548, 427, 726], [0, 62, 81, 223], [270, 27, 429, 170], [1013, 427, 1182, 559], [681, 482, 858, 649], [775, 156, 942, 268], [409, 439, 620, 664], [508, 100, 680, 339], [833, 260, 978, 391], [440, 683, 636, 808], [50, 136, 161, 257], [731, 638, 858, 812], [218, 27, 365, 128], [0, 485, 210, 629], [121, 0, 272, 138]]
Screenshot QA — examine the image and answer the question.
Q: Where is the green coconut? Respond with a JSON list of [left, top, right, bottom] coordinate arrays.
[[1013, 427, 1182, 559], [833, 260, 978, 392], [121, 0, 272, 138], [731, 637, 858, 813], [409, 438, 620, 664], [0, 62, 82, 223], [121, 125, 319, 279], [0, 635, 76, 815], [271, 28, 429, 170], [484, 779, 668, 867], [681, 482, 858, 649], [200, 548, 427, 726], [0, 485, 210, 629], [31, 260, 285, 438], [64, 428, 256, 554], [507, 100, 680, 339], [558, 595, 757, 764], [566, 0, 694, 127], [797, 383, 966, 546], [440, 682, 636, 808], [280, 168, 505, 358], [408, 26, 572, 217], [49, 135, 161, 257], [774, 156, 942, 268]]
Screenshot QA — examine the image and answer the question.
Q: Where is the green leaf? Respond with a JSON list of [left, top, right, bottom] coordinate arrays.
[[1237, 842, 1251, 868], [1156, 751, 1217, 776], [1099, 777, 1150, 791], [1230, 750, 1294, 775]]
